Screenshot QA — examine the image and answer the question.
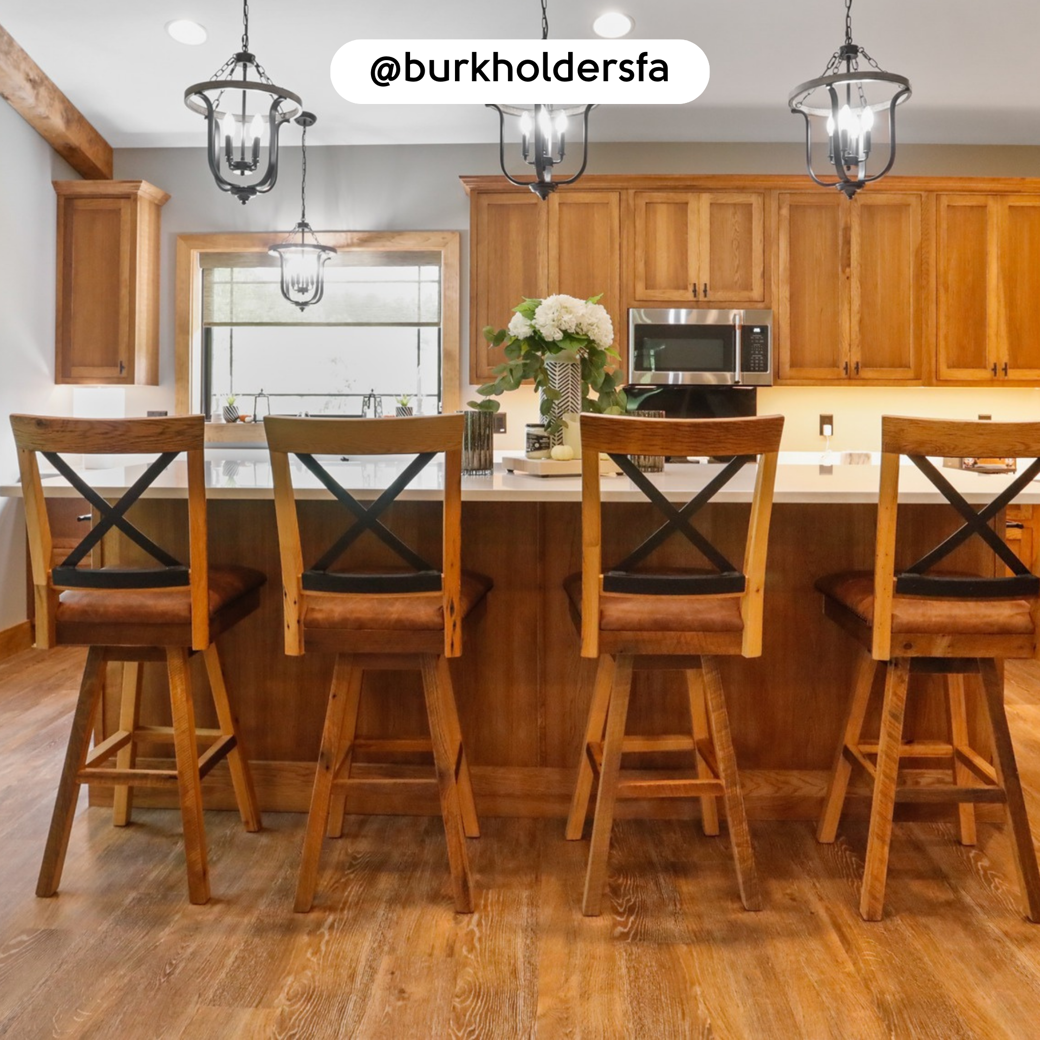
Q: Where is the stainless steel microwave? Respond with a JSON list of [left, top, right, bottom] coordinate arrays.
[[628, 309, 773, 387]]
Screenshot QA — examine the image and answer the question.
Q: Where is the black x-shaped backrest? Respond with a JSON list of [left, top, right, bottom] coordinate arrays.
[[603, 452, 754, 596], [294, 451, 442, 594], [896, 454, 1040, 599], [44, 451, 189, 590]]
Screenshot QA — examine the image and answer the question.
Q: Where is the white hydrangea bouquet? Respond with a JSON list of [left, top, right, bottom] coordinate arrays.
[[468, 293, 627, 436]]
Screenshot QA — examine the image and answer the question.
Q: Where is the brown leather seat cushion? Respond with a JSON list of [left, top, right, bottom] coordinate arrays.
[[563, 573, 743, 633], [816, 571, 1036, 635], [57, 565, 267, 625], [304, 571, 493, 631]]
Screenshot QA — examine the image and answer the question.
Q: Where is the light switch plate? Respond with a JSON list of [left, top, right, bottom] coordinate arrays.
[[493, 413, 507, 434]]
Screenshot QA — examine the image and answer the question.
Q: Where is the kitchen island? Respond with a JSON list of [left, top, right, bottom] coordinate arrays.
[[4, 451, 1029, 821]]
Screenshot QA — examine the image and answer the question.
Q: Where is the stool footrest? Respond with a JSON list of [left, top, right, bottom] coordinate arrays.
[[895, 784, 1006, 805], [132, 725, 224, 743], [351, 738, 433, 755], [78, 766, 180, 787], [618, 778, 725, 799], [858, 740, 954, 759]]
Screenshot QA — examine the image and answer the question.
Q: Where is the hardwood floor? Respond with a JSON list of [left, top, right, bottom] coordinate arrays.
[[4, 648, 1040, 1038]]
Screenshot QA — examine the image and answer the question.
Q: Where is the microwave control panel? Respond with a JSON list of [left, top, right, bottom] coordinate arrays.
[[743, 327, 770, 373]]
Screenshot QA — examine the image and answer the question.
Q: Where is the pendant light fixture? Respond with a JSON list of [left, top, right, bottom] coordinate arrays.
[[183, 0, 302, 204], [788, 0, 911, 199], [269, 114, 336, 311], [487, 0, 594, 200]]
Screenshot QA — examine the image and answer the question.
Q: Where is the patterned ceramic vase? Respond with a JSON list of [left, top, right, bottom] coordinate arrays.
[[222, 399, 240, 423], [543, 357, 582, 448], [395, 406, 413, 417]]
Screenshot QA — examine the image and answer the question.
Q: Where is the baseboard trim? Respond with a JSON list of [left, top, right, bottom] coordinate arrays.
[[0, 620, 32, 662], [87, 761, 1002, 824]]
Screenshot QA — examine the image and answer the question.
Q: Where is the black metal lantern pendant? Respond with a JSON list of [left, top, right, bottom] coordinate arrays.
[[487, 0, 594, 200], [184, 0, 302, 203], [269, 114, 336, 311], [788, 0, 911, 199]]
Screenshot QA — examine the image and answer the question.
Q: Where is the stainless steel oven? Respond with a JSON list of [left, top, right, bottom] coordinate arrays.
[[628, 309, 773, 386]]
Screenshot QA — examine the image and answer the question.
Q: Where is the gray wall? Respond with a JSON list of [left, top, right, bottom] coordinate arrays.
[[0, 102, 77, 628]]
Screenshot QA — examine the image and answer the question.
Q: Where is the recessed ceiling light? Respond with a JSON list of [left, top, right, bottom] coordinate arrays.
[[166, 19, 207, 46], [592, 11, 634, 38]]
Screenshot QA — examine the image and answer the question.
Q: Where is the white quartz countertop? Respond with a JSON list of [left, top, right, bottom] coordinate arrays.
[[4, 450, 1040, 505]]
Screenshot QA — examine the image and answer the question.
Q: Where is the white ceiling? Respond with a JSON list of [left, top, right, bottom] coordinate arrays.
[[2, 0, 1038, 148]]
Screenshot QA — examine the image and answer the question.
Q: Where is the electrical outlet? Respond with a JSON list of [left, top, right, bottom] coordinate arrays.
[[819, 413, 834, 437], [492, 413, 507, 434], [978, 414, 992, 421]]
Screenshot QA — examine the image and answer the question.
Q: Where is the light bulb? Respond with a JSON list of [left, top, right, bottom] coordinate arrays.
[[838, 103, 855, 133], [860, 105, 875, 132], [537, 106, 553, 139], [826, 113, 835, 136], [249, 112, 265, 144], [221, 112, 236, 142], [554, 110, 568, 134]]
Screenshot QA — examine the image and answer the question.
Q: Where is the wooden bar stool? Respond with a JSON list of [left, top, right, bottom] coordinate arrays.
[[12, 414, 264, 905], [565, 413, 784, 915], [264, 415, 490, 914], [816, 416, 1040, 921]]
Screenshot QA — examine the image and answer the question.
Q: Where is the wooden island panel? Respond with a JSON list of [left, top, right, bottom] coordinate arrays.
[[86, 495, 996, 822]]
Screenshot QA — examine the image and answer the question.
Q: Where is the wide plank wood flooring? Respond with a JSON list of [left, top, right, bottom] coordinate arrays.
[[4, 647, 1040, 1037]]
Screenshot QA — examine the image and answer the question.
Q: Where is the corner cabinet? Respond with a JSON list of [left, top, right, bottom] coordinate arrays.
[[937, 195, 1040, 383], [54, 180, 169, 385], [631, 191, 765, 304], [777, 192, 926, 383], [469, 190, 620, 384]]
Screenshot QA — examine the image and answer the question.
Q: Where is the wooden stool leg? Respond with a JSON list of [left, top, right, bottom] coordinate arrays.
[[686, 667, 720, 837], [203, 645, 261, 833], [434, 656, 480, 839], [37, 646, 107, 898], [420, 654, 474, 913], [166, 648, 210, 905], [566, 656, 615, 841], [112, 661, 142, 828], [582, 654, 634, 917], [978, 659, 1040, 922], [946, 673, 977, 847], [860, 657, 911, 922], [325, 666, 363, 840], [702, 655, 762, 912], [818, 649, 877, 843], [295, 655, 359, 913]]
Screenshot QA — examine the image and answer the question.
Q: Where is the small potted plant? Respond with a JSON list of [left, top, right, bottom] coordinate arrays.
[[394, 394, 413, 417], [468, 293, 625, 443], [222, 394, 240, 423]]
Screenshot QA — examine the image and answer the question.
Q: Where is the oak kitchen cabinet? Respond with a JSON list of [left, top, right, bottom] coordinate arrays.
[[937, 194, 1040, 383], [777, 191, 926, 384], [469, 190, 620, 383], [630, 190, 765, 304], [54, 180, 169, 385]]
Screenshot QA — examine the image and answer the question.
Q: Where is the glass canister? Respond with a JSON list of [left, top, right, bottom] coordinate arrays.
[[461, 410, 494, 475]]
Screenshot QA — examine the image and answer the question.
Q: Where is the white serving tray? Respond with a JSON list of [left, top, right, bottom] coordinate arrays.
[[502, 454, 621, 478]]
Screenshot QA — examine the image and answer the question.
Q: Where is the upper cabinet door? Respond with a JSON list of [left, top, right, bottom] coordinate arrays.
[[57, 196, 135, 383], [850, 194, 924, 382], [1001, 197, 1040, 381], [470, 193, 549, 384], [777, 193, 849, 381], [936, 195, 998, 382], [631, 192, 698, 301], [549, 191, 623, 368], [699, 193, 765, 303]]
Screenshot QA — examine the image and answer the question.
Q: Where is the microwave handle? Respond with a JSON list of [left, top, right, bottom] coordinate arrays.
[[733, 313, 743, 385]]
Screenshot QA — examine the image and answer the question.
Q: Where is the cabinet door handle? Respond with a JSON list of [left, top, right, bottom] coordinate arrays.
[[119, 360, 125, 375], [703, 283, 708, 298], [1003, 362, 1009, 377], [992, 363, 998, 377], [843, 361, 849, 376], [692, 283, 698, 298], [854, 361, 860, 376]]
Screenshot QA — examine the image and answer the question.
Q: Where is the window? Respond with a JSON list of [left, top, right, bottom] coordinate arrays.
[[176, 232, 461, 424]]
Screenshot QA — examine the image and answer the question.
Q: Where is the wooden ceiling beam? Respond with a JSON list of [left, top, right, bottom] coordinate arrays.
[[0, 21, 113, 180]]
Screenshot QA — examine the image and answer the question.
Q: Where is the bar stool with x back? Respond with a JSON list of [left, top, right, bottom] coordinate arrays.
[[565, 413, 784, 915], [12, 414, 264, 904], [816, 416, 1040, 921], [264, 414, 491, 913]]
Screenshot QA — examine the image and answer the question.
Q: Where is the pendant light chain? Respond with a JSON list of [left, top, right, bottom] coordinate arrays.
[[300, 123, 308, 226], [844, 0, 853, 47], [541, 0, 549, 41], [242, 0, 250, 52]]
